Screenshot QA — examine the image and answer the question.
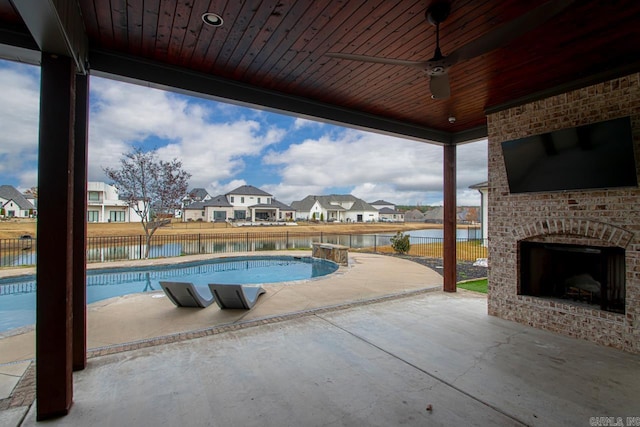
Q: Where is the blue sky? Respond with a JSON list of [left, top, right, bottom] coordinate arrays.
[[0, 59, 487, 206]]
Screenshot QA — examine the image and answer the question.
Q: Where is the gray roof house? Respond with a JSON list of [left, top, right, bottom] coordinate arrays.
[[183, 187, 211, 208], [189, 187, 211, 201], [370, 200, 396, 210], [404, 209, 426, 223], [227, 185, 272, 197], [370, 200, 404, 222], [0, 185, 36, 218], [183, 194, 233, 222], [377, 207, 405, 222], [269, 199, 296, 221], [227, 186, 296, 222], [183, 185, 295, 223], [225, 185, 273, 221], [423, 207, 444, 224], [247, 198, 296, 222], [291, 195, 379, 222]]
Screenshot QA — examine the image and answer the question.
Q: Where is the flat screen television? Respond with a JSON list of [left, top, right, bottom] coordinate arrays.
[[501, 116, 637, 194]]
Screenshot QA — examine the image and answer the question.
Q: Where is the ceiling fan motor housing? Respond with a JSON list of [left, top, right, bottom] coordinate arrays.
[[426, 1, 451, 26]]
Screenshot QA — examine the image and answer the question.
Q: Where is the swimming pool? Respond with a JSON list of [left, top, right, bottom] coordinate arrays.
[[0, 255, 339, 333]]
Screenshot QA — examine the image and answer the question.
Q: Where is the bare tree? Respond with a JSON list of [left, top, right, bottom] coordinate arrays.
[[104, 147, 191, 258], [24, 186, 38, 199]]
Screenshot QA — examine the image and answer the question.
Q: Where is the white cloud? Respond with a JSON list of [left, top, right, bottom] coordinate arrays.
[[292, 117, 324, 130], [264, 129, 487, 205], [88, 77, 286, 187], [0, 64, 40, 181], [456, 189, 482, 206], [261, 182, 327, 205], [457, 140, 488, 188], [0, 61, 487, 207], [205, 179, 247, 197], [264, 130, 442, 189], [17, 169, 38, 191], [350, 182, 442, 206]]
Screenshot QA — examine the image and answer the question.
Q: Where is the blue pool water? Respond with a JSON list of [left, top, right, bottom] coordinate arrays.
[[0, 255, 338, 333]]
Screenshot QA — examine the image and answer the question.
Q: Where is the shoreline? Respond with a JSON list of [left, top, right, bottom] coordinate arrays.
[[0, 219, 479, 239]]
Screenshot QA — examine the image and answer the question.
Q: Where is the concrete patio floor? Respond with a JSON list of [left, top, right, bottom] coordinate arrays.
[[2, 252, 640, 426]]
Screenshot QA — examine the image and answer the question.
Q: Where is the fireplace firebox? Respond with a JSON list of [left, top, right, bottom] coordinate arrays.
[[520, 241, 625, 314]]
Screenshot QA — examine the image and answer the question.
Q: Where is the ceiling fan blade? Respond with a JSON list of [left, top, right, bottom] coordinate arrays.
[[326, 52, 429, 68], [430, 73, 450, 99], [448, 0, 574, 63]]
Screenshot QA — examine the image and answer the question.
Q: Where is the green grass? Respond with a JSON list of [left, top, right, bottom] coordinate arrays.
[[457, 279, 487, 294]]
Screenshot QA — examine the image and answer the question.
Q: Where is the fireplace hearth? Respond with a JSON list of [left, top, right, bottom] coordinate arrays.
[[520, 241, 625, 314]]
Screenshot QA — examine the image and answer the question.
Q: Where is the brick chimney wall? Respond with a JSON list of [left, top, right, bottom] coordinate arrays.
[[486, 73, 640, 353]]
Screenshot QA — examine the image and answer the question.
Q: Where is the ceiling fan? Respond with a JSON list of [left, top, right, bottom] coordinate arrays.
[[326, 0, 574, 100]]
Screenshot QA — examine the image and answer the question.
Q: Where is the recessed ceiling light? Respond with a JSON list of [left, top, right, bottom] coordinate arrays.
[[202, 13, 223, 27]]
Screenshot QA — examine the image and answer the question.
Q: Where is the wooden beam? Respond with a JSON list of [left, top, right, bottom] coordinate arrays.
[[443, 144, 457, 292], [73, 73, 89, 371], [89, 50, 452, 145], [451, 125, 488, 144], [484, 60, 640, 115], [0, 27, 40, 65], [11, 0, 88, 73], [36, 53, 76, 420]]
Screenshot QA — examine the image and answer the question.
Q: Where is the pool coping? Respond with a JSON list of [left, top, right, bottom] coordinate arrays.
[[0, 250, 334, 279]]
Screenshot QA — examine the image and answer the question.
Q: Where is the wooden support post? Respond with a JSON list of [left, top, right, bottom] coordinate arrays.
[[73, 73, 88, 371], [36, 53, 76, 420], [443, 144, 457, 292]]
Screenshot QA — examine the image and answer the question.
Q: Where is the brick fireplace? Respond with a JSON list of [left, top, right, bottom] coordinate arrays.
[[487, 73, 640, 354]]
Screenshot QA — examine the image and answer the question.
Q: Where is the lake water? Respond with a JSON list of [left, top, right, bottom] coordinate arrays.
[[1, 227, 482, 267], [406, 228, 481, 239]]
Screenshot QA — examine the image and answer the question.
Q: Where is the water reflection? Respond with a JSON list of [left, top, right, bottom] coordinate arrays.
[[3, 228, 481, 267]]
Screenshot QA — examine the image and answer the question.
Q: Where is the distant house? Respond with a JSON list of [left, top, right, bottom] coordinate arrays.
[[183, 194, 233, 222], [291, 195, 379, 222], [457, 206, 481, 224], [226, 185, 272, 221], [423, 207, 444, 224], [183, 187, 211, 206], [469, 181, 488, 241], [370, 200, 404, 222], [370, 200, 395, 210], [270, 198, 296, 221], [22, 192, 37, 210], [404, 209, 426, 223], [418, 206, 478, 224], [182, 185, 295, 222], [377, 207, 405, 222], [0, 185, 35, 218], [87, 182, 146, 223]]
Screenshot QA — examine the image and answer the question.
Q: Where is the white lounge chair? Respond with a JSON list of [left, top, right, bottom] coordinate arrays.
[[159, 281, 215, 308], [208, 284, 266, 309]]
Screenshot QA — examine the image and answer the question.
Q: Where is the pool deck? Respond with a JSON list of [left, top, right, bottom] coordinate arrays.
[[2, 251, 640, 426], [0, 250, 443, 423], [0, 251, 442, 365]]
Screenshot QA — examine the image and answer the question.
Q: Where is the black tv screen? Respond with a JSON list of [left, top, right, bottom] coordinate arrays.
[[502, 117, 637, 194]]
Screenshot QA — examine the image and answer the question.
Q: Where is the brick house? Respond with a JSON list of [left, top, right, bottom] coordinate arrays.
[[0, 185, 35, 218]]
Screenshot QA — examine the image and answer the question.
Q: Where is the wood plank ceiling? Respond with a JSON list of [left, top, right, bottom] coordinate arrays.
[[1, 0, 640, 143]]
